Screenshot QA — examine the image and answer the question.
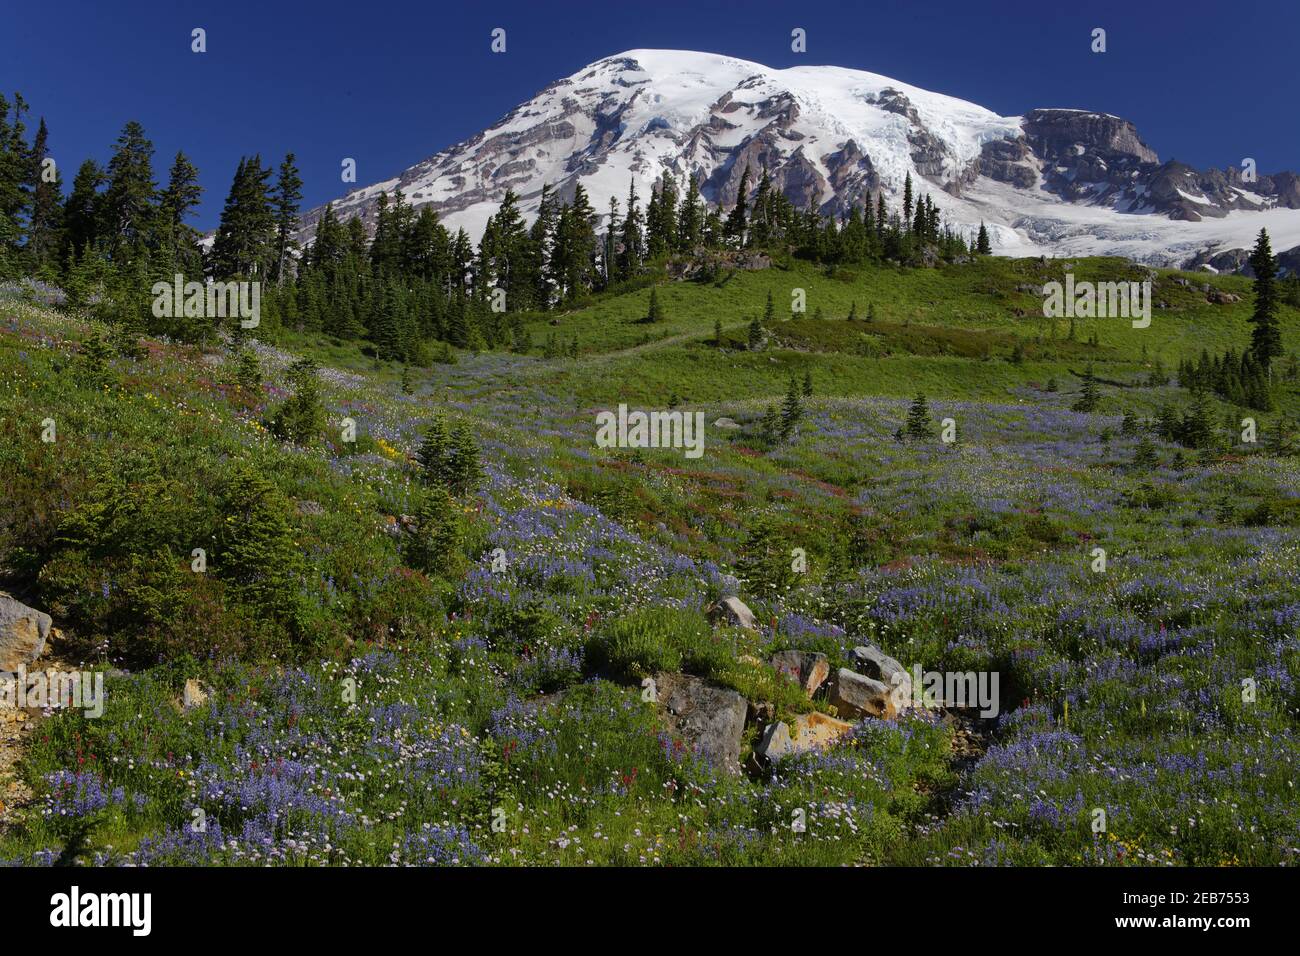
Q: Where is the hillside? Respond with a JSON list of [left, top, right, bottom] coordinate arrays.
[[2, 252, 1299, 867]]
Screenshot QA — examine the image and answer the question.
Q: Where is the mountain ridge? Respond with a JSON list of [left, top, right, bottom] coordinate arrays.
[[299, 49, 1300, 267]]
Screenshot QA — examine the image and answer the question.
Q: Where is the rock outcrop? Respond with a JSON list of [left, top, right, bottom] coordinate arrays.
[[0, 594, 51, 672]]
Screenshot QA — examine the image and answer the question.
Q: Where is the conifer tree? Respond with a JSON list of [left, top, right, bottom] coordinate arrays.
[[747, 314, 764, 350], [219, 466, 304, 616], [780, 376, 803, 440], [759, 404, 780, 445], [725, 164, 751, 246], [100, 120, 157, 261], [905, 393, 933, 439], [27, 117, 63, 273], [61, 159, 105, 266], [1073, 365, 1100, 413], [677, 174, 703, 252], [269, 358, 324, 444], [647, 286, 664, 322], [802, 369, 813, 398], [1248, 228, 1282, 372], [976, 222, 991, 255], [157, 151, 203, 273], [271, 153, 303, 284]]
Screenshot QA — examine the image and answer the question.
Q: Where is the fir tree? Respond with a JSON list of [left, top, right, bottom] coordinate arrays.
[[27, 117, 63, 272], [271, 153, 303, 284], [725, 164, 751, 246], [780, 376, 803, 440], [157, 151, 203, 273], [100, 120, 157, 260], [1180, 389, 1215, 449], [235, 346, 261, 395], [1132, 434, 1158, 469], [759, 404, 780, 446], [976, 222, 991, 255], [905, 393, 934, 440], [269, 358, 324, 444], [646, 286, 664, 322], [219, 466, 304, 616], [77, 327, 114, 386], [1248, 228, 1282, 371], [407, 483, 464, 578], [1073, 365, 1100, 413], [802, 369, 813, 398], [748, 314, 764, 350]]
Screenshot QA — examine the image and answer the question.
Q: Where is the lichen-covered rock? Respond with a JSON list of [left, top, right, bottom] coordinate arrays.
[[0, 594, 51, 672], [706, 595, 757, 630], [770, 650, 830, 698], [829, 668, 898, 720], [655, 672, 747, 774]]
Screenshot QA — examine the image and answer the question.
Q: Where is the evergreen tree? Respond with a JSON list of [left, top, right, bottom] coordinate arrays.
[[976, 222, 991, 255], [1180, 389, 1215, 449], [1132, 434, 1158, 469], [271, 153, 303, 284], [27, 117, 63, 272], [1073, 365, 1100, 413], [617, 178, 643, 279], [407, 484, 464, 578], [268, 358, 324, 444], [747, 314, 764, 350], [780, 376, 803, 440], [1248, 228, 1282, 371], [210, 155, 275, 279], [724, 164, 751, 245], [0, 93, 31, 274], [677, 174, 703, 251], [759, 404, 780, 445], [235, 346, 261, 394], [646, 286, 664, 322], [61, 159, 105, 266], [100, 120, 157, 261], [219, 466, 304, 616], [802, 369, 813, 398], [905, 393, 934, 440], [76, 327, 114, 386], [157, 151, 203, 273]]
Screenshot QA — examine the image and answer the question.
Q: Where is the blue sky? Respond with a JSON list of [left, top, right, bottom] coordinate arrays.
[[3, 0, 1297, 230]]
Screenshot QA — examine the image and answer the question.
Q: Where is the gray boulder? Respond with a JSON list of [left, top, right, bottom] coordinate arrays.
[[851, 645, 912, 702], [706, 595, 757, 630], [770, 650, 830, 698], [0, 593, 51, 672], [829, 668, 899, 720], [753, 721, 795, 762], [655, 672, 748, 774]]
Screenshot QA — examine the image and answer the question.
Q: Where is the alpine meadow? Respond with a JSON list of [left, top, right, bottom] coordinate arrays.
[[1, 4, 1299, 909]]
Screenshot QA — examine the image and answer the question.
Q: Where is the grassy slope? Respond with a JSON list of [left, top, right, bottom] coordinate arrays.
[[1, 254, 1298, 867]]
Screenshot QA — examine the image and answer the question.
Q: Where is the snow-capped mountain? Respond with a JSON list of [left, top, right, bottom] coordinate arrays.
[[300, 49, 1300, 267]]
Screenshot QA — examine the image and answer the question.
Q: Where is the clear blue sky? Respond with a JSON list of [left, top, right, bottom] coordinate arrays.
[[4, 0, 1297, 230]]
